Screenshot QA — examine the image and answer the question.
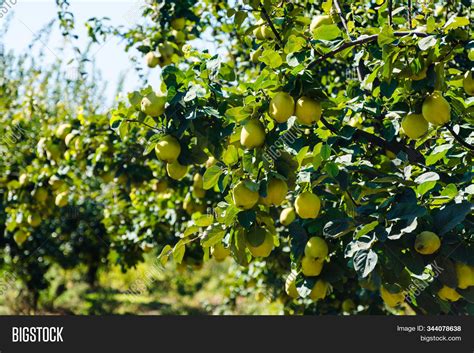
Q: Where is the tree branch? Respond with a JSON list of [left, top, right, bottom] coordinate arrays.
[[445, 124, 474, 151], [320, 117, 338, 134], [320, 117, 425, 164], [307, 31, 428, 69], [260, 4, 283, 48]]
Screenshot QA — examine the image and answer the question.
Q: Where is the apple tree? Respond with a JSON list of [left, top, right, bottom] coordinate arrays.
[[0, 32, 151, 309], [97, 0, 474, 315]]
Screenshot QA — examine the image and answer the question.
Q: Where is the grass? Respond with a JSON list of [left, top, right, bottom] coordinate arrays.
[[0, 255, 283, 315]]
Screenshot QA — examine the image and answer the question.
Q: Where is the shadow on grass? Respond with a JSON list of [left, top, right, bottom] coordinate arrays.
[[79, 288, 208, 315]]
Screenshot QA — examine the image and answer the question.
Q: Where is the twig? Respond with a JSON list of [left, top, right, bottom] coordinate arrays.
[[355, 129, 424, 164], [388, 0, 393, 26], [332, 0, 364, 81], [445, 124, 474, 151], [307, 31, 428, 69], [260, 3, 284, 48], [407, 0, 412, 30], [309, 35, 377, 69], [320, 117, 425, 164], [438, 42, 461, 63], [345, 190, 360, 207], [125, 119, 163, 132], [333, 0, 352, 40]]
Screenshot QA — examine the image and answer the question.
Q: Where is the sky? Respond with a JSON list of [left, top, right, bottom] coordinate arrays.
[[0, 0, 210, 106]]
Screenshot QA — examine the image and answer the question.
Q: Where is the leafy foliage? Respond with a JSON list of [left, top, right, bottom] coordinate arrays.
[[1, 0, 473, 315]]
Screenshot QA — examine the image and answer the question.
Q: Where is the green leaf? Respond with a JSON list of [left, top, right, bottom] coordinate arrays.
[[400, 251, 425, 275], [355, 221, 379, 239], [284, 34, 306, 54], [158, 245, 172, 266], [223, 204, 240, 226], [312, 154, 322, 170], [443, 16, 469, 32], [243, 179, 259, 192], [440, 184, 458, 198], [353, 249, 378, 278], [172, 240, 186, 264], [183, 226, 200, 237], [128, 91, 142, 107], [203, 166, 223, 190], [323, 219, 353, 238], [418, 35, 437, 51], [387, 201, 427, 222], [380, 80, 398, 97], [234, 11, 246, 28], [322, 0, 332, 13], [110, 114, 123, 129], [143, 141, 157, 156], [324, 162, 339, 178], [320, 144, 331, 160], [118, 120, 129, 140], [425, 144, 451, 166], [222, 145, 239, 166], [426, 16, 436, 33], [296, 146, 310, 166], [230, 228, 250, 266], [184, 84, 207, 102], [433, 201, 473, 235], [201, 225, 226, 247], [289, 223, 308, 263], [417, 181, 437, 196], [194, 214, 214, 227], [377, 25, 395, 46], [6, 218, 17, 232], [414, 172, 439, 184], [426, 152, 448, 166], [237, 210, 256, 229], [312, 24, 341, 41], [225, 106, 250, 122], [259, 49, 283, 68]]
